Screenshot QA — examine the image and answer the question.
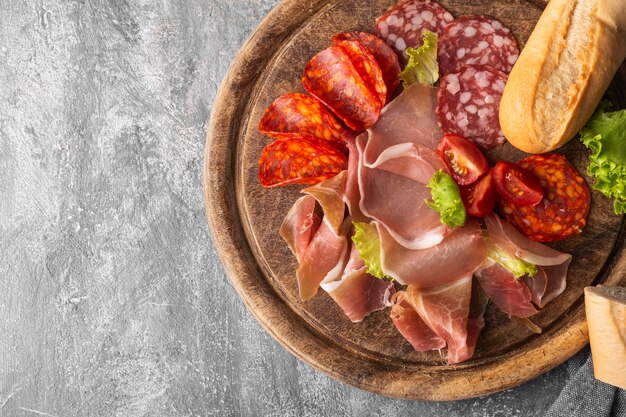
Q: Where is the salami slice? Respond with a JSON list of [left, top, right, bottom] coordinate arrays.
[[258, 93, 345, 147], [259, 137, 348, 188], [333, 32, 401, 101], [334, 39, 387, 108], [499, 154, 591, 242], [438, 15, 519, 75], [436, 65, 507, 150], [375, 0, 454, 64], [302, 46, 381, 132]]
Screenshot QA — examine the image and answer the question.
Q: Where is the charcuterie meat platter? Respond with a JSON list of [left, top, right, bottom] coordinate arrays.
[[204, 0, 626, 400]]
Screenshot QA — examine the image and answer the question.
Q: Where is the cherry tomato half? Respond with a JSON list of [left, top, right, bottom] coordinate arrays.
[[492, 161, 544, 206], [460, 172, 499, 217], [436, 134, 489, 186]]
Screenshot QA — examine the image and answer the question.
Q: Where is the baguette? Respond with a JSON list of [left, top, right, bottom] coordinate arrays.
[[499, 0, 626, 154], [584, 285, 626, 390]]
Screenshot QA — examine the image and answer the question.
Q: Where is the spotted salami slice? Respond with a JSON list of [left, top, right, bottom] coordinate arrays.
[[333, 32, 401, 101], [436, 65, 507, 150], [302, 46, 381, 132], [375, 0, 454, 64], [499, 154, 591, 242], [258, 93, 345, 147], [333, 39, 387, 108], [438, 15, 519, 75], [259, 137, 348, 188]]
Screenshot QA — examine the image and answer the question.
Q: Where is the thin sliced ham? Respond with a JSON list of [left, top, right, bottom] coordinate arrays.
[[475, 261, 539, 318], [406, 275, 474, 364], [343, 134, 367, 222], [279, 195, 320, 262], [356, 135, 449, 250], [296, 218, 350, 300], [321, 241, 395, 322], [390, 291, 446, 351], [367, 142, 449, 184], [377, 219, 487, 288], [362, 83, 444, 167], [484, 214, 572, 309], [302, 171, 347, 234]]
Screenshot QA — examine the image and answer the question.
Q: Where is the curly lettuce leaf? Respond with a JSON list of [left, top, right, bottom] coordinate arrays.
[[426, 170, 466, 227], [400, 31, 439, 87], [485, 238, 538, 279], [351, 222, 392, 280], [580, 101, 626, 214]]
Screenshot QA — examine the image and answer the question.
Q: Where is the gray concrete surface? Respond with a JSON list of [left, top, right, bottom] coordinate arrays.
[[0, 1, 570, 416]]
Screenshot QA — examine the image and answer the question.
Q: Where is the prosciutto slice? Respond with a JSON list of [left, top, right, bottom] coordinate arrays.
[[321, 245, 395, 322], [279, 195, 320, 262], [378, 219, 487, 288], [475, 261, 539, 318], [484, 214, 572, 308], [362, 83, 444, 166], [343, 134, 367, 222], [390, 291, 446, 351], [406, 275, 474, 364], [302, 171, 347, 234], [296, 218, 350, 300], [357, 135, 449, 250]]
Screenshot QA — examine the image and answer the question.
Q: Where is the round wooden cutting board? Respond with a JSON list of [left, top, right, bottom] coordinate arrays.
[[204, 0, 626, 400]]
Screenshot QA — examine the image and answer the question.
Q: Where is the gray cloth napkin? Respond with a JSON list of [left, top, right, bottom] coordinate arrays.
[[545, 346, 626, 417]]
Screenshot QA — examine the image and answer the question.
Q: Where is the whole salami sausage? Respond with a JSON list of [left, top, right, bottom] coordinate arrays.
[[376, 0, 454, 64], [302, 45, 381, 132], [438, 15, 520, 75], [499, 154, 591, 242], [258, 93, 345, 148], [437, 65, 507, 150], [258, 137, 348, 188], [333, 32, 401, 102]]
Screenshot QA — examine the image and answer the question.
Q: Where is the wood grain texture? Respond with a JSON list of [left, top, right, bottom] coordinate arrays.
[[205, 0, 626, 401]]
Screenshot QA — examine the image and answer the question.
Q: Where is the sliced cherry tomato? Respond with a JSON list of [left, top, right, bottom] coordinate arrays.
[[436, 134, 489, 185], [492, 161, 544, 206], [460, 172, 498, 217]]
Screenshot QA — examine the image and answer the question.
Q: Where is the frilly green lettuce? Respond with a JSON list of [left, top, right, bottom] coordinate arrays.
[[580, 101, 626, 214], [426, 170, 466, 227], [351, 222, 392, 280], [400, 31, 439, 87]]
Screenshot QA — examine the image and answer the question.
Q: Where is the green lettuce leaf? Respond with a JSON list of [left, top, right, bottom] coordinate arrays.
[[580, 101, 626, 214], [351, 222, 392, 280], [426, 170, 466, 227], [400, 31, 439, 87], [485, 238, 538, 279]]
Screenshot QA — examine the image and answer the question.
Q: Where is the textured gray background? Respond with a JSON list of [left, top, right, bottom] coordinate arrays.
[[0, 1, 571, 416]]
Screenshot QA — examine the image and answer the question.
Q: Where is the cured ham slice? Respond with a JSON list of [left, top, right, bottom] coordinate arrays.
[[377, 220, 487, 288], [321, 245, 395, 322], [356, 135, 449, 250], [390, 291, 446, 351], [406, 276, 474, 364], [475, 261, 539, 318], [343, 134, 367, 222], [296, 218, 350, 300], [484, 214, 571, 308], [361, 83, 445, 172], [279, 195, 320, 262], [302, 171, 347, 234]]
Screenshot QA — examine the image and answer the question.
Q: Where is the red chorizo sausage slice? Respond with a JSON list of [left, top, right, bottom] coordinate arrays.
[[258, 93, 345, 148], [333, 32, 401, 102], [302, 45, 381, 132], [259, 137, 348, 188], [499, 154, 591, 242]]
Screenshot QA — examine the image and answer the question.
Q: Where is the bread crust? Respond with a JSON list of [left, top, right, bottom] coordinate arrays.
[[584, 285, 626, 390], [499, 0, 626, 154]]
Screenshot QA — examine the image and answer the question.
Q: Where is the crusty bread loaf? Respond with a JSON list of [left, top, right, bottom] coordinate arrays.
[[499, 0, 626, 154], [584, 285, 626, 390]]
